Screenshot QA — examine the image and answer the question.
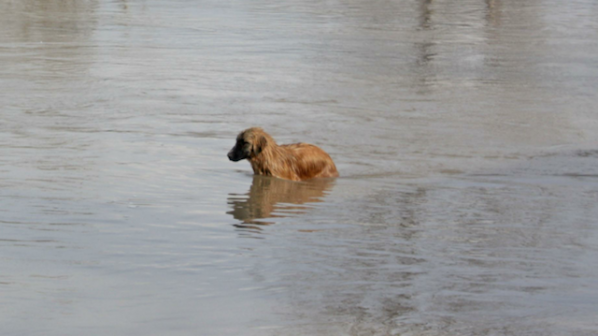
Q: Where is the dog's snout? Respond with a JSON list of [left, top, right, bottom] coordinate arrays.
[[228, 148, 241, 161]]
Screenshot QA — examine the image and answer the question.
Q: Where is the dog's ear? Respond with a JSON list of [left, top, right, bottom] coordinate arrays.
[[252, 135, 268, 156]]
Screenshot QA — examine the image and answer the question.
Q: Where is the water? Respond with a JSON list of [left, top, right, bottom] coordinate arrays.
[[1, 0, 598, 335]]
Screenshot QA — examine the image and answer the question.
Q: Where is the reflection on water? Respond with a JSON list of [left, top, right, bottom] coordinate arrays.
[[1, 0, 98, 41], [228, 175, 335, 227], [2, 0, 598, 335]]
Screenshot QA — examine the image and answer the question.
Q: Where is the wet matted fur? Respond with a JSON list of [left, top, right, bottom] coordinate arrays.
[[227, 127, 339, 181]]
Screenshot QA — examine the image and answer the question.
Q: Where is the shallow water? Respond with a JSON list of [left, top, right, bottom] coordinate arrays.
[[1, 0, 598, 335]]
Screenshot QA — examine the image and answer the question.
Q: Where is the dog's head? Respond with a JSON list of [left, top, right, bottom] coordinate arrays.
[[227, 127, 269, 162]]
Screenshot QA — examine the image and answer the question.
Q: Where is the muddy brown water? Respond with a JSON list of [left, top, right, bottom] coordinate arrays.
[[1, 0, 598, 335]]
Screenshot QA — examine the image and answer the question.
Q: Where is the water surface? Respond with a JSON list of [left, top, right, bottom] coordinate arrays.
[[1, 0, 598, 335]]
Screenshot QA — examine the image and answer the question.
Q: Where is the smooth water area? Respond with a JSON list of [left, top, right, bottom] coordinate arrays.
[[1, 0, 598, 335]]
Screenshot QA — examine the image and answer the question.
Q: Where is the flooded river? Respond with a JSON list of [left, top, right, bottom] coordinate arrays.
[[1, 0, 598, 335]]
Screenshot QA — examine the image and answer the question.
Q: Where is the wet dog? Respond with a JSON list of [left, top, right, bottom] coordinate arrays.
[[227, 127, 339, 181]]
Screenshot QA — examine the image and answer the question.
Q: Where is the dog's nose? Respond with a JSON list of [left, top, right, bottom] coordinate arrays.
[[227, 151, 233, 161]]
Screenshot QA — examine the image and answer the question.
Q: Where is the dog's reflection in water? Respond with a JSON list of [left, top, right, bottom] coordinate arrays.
[[227, 175, 335, 230]]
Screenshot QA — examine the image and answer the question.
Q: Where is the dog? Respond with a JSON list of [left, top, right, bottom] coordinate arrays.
[[227, 127, 339, 181]]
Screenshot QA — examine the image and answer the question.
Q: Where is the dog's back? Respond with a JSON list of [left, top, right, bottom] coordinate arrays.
[[280, 143, 339, 180]]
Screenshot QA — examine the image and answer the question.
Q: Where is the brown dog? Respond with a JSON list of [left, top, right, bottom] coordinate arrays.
[[227, 127, 339, 181]]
